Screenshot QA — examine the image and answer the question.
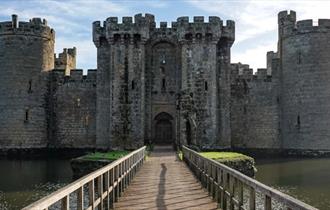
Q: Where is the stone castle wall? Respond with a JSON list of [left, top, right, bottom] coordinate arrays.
[[230, 61, 281, 149], [0, 15, 54, 149], [55, 47, 77, 76], [2, 11, 330, 153], [93, 14, 235, 149], [47, 69, 96, 148], [278, 11, 330, 150], [93, 14, 152, 149]]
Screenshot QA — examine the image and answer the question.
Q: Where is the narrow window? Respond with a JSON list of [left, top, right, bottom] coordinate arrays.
[[204, 81, 208, 91], [244, 106, 247, 114], [114, 34, 120, 42], [162, 78, 166, 90], [28, 80, 32, 93], [132, 80, 135, 90], [297, 51, 301, 64], [124, 33, 130, 44], [297, 115, 301, 129], [25, 109, 29, 122], [185, 33, 193, 41], [206, 33, 213, 41], [133, 34, 141, 47]]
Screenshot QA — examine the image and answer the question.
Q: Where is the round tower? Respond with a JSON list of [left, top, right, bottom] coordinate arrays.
[[0, 15, 55, 149], [279, 10, 330, 151]]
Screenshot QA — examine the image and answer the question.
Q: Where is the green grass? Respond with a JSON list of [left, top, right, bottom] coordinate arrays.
[[82, 151, 129, 161], [177, 151, 183, 161], [199, 152, 251, 161]]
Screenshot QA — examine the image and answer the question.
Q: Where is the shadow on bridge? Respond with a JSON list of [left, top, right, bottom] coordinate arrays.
[[114, 145, 218, 210]]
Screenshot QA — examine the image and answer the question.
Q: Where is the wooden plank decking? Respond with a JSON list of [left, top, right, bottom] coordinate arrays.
[[114, 145, 218, 210]]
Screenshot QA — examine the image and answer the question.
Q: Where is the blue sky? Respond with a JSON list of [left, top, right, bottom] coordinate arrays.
[[1, 0, 330, 71]]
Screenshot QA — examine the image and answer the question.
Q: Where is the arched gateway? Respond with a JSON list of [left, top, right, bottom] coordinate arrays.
[[154, 112, 174, 144]]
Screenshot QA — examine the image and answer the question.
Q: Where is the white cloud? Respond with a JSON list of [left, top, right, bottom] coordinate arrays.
[[144, 0, 169, 8], [2, 0, 330, 71], [187, 0, 330, 70], [0, 0, 128, 70], [232, 41, 276, 72], [55, 37, 96, 72]]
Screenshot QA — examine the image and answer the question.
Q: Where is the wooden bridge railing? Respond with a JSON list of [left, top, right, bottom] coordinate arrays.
[[182, 146, 318, 210], [23, 146, 146, 210]]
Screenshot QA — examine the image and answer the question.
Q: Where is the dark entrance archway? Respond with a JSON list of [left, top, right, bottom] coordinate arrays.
[[154, 112, 173, 144]]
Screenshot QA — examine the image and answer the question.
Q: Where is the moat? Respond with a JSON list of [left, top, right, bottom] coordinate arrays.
[[0, 157, 329, 209], [0, 158, 72, 210]]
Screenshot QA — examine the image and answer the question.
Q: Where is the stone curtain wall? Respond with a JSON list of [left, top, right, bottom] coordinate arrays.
[[47, 70, 96, 148], [230, 62, 281, 149]]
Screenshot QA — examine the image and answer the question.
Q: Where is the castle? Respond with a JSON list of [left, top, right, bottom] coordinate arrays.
[[1, 11, 330, 153]]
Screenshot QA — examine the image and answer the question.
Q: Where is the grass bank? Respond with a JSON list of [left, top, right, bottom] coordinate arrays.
[[200, 151, 256, 177], [199, 152, 253, 162], [80, 151, 129, 161]]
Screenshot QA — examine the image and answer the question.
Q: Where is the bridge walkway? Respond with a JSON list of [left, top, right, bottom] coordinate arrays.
[[114, 145, 218, 210]]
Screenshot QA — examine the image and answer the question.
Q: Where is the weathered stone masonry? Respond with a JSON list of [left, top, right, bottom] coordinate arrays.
[[93, 14, 234, 150], [0, 15, 54, 149], [2, 11, 330, 153]]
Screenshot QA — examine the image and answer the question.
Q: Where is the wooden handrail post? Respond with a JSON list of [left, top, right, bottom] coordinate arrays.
[[22, 147, 146, 210], [229, 176, 235, 210], [98, 175, 103, 210], [116, 165, 120, 201], [265, 195, 272, 210], [77, 186, 83, 210], [238, 180, 244, 209], [216, 167, 221, 205], [110, 168, 114, 209], [181, 146, 318, 210], [88, 180, 95, 209], [222, 172, 227, 210], [249, 187, 256, 210], [105, 171, 110, 210], [207, 163, 210, 194], [61, 195, 69, 210], [125, 159, 128, 189], [120, 162, 124, 194]]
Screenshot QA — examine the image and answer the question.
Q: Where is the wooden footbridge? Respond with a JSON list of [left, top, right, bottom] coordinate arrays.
[[23, 145, 318, 210], [114, 146, 217, 210]]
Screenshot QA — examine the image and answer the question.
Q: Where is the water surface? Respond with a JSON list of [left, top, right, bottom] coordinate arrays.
[[0, 159, 72, 210], [1, 156, 330, 210], [256, 158, 330, 210]]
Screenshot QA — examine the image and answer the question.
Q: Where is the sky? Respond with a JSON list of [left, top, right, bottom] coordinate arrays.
[[1, 0, 330, 72]]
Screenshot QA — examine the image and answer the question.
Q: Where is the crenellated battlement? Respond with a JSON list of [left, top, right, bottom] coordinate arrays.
[[231, 63, 272, 82], [0, 14, 55, 40], [93, 13, 156, 45], [51, 69, 97, 84], [175, 16, 234, 42], [55, 47, 77, 75], [279, 10, 330, 38], [93, 14, 235, 46], [278, 10, 296, 24]]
